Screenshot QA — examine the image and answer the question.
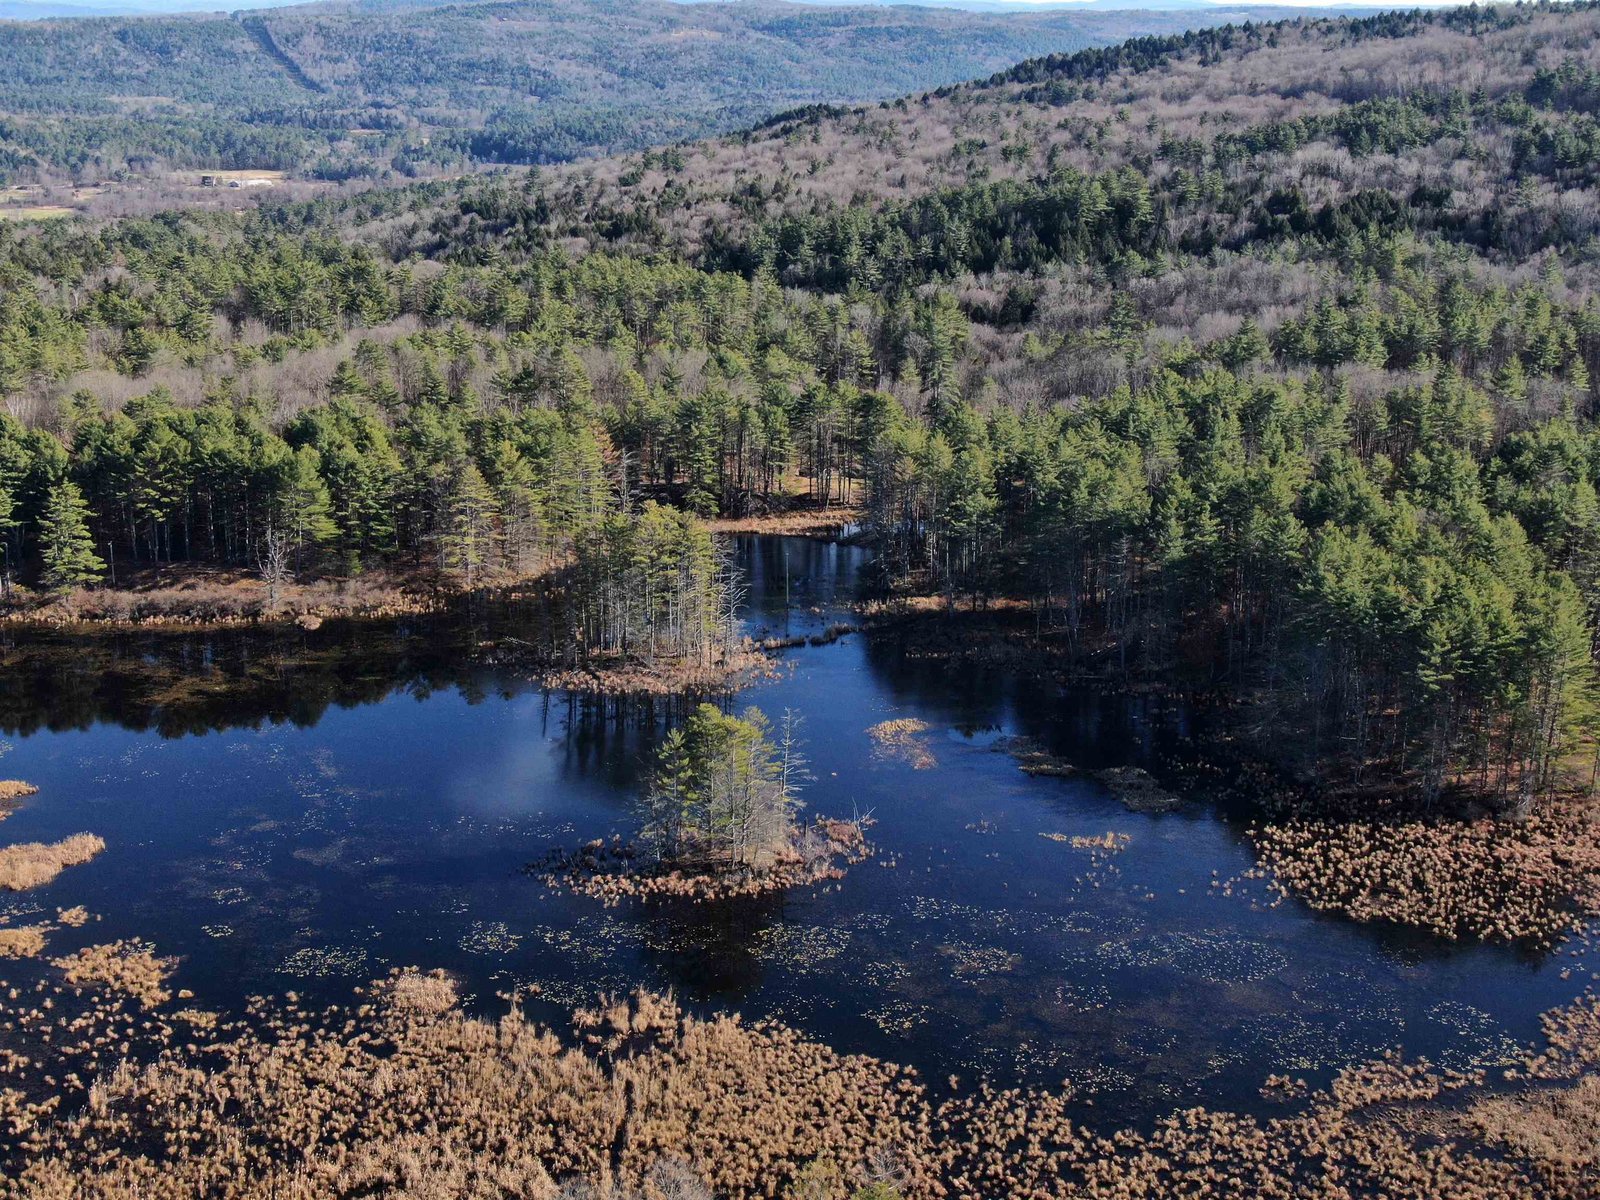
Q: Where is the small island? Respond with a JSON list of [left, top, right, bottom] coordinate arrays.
[[541, 703, 871, 903]]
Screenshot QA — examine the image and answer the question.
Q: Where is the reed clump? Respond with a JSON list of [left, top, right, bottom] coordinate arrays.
[[0, 832, 105, 891], [4, 966, 1600, 1200], [868, 718, 936, 770], [0, 925, 48, 958], [1040, 831, 1130, 853], [1251, 810, 1600, 946], [0, 781, 38, 803], [2, 972, 933, 1199], [51, 940, 175, 1008], [539, 819, 873, 904], [1228, 760, 1600, 947]]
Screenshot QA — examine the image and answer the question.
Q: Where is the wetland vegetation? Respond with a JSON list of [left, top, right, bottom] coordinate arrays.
[[0, 532, 1598, 1198]]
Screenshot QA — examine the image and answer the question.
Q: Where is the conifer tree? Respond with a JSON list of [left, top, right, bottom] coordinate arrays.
[[0, 484, 15, 592], [438, 462, 500, 587], [641, 704, 801, 870], [39, 481, 105, 592], [274, 445, 338, 574]]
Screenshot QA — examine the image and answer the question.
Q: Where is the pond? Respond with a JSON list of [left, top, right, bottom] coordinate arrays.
[[0, 534, 1591, 1129]]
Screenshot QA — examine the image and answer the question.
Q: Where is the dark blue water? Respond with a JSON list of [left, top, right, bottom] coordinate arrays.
[[0, 534, 1590, 1127]]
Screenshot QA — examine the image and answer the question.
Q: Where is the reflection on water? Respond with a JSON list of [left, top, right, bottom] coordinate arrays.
[[0, 535, 1590, 1129]]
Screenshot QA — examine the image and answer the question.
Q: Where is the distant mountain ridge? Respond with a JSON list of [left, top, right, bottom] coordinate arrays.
[[0, 0, 1346, 185], [0, 0, 1456, 14]]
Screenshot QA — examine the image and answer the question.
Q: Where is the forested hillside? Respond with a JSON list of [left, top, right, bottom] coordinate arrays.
[[12, 8, 1600, 1200], [3, 2, 1600, 802], [0, 0, 1277, 187]]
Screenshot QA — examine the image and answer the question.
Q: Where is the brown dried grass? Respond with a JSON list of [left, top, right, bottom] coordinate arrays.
[[4, 968, 1599, 1200], [867, 718, 936, 770], [1240, 763, 1600, 947], [0, 573, 439, 630], [0, 926, 48, 959], [705, 502, 862, 539], [541, 819, 873, 904], [537, 647, 769, 697], [0, 833, 105, 891], [51, 940, 174, 1009], [1040, 831, 1130, 853]]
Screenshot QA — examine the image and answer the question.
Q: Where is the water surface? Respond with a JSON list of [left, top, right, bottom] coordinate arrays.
[[0, 534, 1590, 1128]]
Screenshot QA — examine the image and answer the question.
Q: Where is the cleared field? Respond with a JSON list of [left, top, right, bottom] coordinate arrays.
[[177, 169, 289, 185], [0, 206, 75, 220]]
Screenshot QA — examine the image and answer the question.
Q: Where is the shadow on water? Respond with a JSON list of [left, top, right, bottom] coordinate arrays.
[[0, 535, 1590, 1131], [0, 619, 715, 743], [0, 534, 861, 743]]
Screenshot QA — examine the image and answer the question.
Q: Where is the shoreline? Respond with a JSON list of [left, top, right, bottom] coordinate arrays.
[[705, 502, 863, 540], [11, 543, 1599, 948], [857, 600, 1600, 948], [0, 507, 863, 633], [0, 567, 449, 631]]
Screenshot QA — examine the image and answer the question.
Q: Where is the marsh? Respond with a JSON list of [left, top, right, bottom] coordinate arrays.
[[0, 534, 1591, 1130]]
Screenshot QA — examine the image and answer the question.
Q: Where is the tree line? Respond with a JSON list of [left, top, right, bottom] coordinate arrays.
[[4, 3, 1600, 801], [860, 362, 1597, 805], [0, 375, 732, 667]]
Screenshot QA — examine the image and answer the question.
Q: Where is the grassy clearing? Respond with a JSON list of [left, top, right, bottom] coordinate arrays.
[[180, 169, 288, 184], [0, 206, 74, 220]]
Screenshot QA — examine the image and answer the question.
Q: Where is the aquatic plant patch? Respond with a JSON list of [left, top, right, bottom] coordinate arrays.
[[51, 939, 176, 1008], [868, 718, 938, 770], [0, 832, 105, 891], [4, 961, 1600, 1199], [1039, 831, 1131, 853], [536, 818, 874, 904], [1248, 793, 1600, 947], [1094, 766, 1184, 815], [0, 925, 47, 958]]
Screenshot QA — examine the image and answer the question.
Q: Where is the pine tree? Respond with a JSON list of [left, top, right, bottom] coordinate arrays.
[[329, 360, 367, 401], [485, 438, 540, 572], [39, 482, 105, 592], [274, 445, 337, 573], [641, 704, 801, 870], [0, 484, 15, 592], [439, 462, 500, 587]]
